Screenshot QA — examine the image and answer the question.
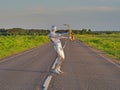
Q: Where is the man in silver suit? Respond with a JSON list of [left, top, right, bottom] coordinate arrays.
[[49, 25, 70, 74]]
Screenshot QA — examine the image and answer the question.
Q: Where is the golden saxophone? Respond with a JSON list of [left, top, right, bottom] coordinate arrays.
[[69, 30, 75, 41], [63, 24, 75, 41]]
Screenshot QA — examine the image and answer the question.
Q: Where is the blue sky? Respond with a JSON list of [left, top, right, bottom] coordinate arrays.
[[0, 0, 120, 30]]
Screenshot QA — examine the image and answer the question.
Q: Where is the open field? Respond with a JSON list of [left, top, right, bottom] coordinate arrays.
[[76, 33, 120, 61], [0, 35, 49, 59]]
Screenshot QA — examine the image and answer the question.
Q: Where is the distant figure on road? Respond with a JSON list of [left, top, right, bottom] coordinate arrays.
[[49, 25, 70, 74]]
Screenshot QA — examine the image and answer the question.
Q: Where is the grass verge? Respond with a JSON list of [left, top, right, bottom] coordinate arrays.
[[0, 35, 49, 59], [76, 34, 120, 61]]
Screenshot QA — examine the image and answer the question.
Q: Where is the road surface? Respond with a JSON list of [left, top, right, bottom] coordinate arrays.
[[49, 40, 120, 90], [0, 43, 56, 90], [0, 40, 120, 90]]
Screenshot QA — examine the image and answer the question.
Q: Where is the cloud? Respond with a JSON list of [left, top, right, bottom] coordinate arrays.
[[89, 0, 120, 2], [32, 6, 46, 14], [100, 0, 119, 1], [62, 6, 120, 13], [16, 6, 47, 16], [93, 6, 120, 12]]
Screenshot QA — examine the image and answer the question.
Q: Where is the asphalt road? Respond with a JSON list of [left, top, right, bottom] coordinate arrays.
[[0, 40, 120, 90], [49, 40, 120, 90], [0, 43, 56, 90]]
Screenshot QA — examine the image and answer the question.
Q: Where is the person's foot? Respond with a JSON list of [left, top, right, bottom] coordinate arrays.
[[52, 69, 60, 74], [59, 70, 64, 74], [57, 68, 64, 74]]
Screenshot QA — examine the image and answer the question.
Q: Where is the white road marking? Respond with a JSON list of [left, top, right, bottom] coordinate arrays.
[[41, 57, 58, 90], [99, 54, 120, 69], [0, 46, 40, 63], [42, 75, 53, 90], [52, 58, 58, 69], [88, 46, 120, 69]]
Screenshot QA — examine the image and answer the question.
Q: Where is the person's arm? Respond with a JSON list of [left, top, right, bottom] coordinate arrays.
[[58, 33, 70, 39]]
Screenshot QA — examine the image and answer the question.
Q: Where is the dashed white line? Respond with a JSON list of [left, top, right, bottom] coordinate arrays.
[[42, 75, 53, 90], [52, 58, 58, 69], [41, 57, 58, 90]]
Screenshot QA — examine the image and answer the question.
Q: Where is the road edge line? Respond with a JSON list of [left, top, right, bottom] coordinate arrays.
[[88, 45, 120, 69]]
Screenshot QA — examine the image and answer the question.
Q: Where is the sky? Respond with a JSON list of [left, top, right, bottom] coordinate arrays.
[[0, 0, 120, 30]]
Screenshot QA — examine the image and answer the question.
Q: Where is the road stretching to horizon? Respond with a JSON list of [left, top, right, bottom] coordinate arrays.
[[0, 40, 120, 90]]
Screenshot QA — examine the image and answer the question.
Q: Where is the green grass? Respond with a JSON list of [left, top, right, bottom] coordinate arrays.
[[0, 35, 49, 59], [76, 34, 120, 61]]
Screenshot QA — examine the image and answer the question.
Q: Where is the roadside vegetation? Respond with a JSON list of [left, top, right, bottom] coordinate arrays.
[[76, 33, 120, 61], [0, 35, 49, 59], [0, 28, 50, 59]]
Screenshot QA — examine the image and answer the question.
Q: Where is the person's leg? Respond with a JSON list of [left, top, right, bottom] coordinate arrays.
[[51, 45, 60, 74], [55, 46, 65, 74], [53, 44, 65, 74]]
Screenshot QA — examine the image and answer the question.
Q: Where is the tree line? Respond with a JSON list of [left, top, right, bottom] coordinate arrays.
[[0, 28, 93, 35], [0, 28, 49, 36], [0, 28, 119, 36]]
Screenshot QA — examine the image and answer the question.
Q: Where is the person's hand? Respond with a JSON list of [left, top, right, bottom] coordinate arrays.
[[69, 36, 72, 39]]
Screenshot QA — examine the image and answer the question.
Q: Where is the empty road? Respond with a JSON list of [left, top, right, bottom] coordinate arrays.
[[0, 40, 120, 90], [0, 43, 56, 90]]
